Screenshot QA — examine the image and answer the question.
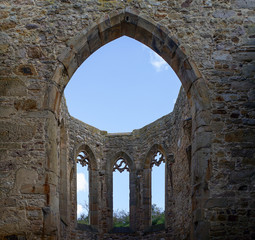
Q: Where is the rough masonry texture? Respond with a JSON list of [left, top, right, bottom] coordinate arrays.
[[0, 0, 254, 239]]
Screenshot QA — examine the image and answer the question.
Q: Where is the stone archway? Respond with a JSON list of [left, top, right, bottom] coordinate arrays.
[[50, 8, 212, 239]]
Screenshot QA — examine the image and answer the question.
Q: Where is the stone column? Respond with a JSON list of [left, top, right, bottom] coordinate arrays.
[[43, 112, 60, 239]]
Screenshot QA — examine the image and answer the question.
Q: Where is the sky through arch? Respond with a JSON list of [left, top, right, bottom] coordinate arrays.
[[64, 36, 181, 133], [66, 36, 181, 217]]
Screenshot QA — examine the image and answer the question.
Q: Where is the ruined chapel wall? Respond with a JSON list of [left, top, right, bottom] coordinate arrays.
[[59, 98, 106, 236], [59, 86, 192, 239], [166, 88, 192, 239]]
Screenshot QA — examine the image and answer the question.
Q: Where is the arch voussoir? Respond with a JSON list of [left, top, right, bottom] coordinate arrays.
[[121, 8, 140, 38], [98, 14, 122, 45], [133, 14, 156, 48], [150, 24, 170, 54]]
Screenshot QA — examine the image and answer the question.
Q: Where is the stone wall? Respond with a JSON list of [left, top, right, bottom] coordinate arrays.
[[0, 0, 254, 239]]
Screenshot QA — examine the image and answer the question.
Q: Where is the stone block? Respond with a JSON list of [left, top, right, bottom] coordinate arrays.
[[58, 47, 76, 71], [76, 41, 91, 66], [0, 20, 16, 31], [192, 131, 212, 153], [234, 0, 255, 8], [15, 168, 38, 191], [0, 43, 9, 53], [137, 14, 156, 36], [225, 129, 255, 143], [229, 169, 255, 184], [66, 54, 79, 78], [153, 24, 170, 43], [0, 122, 36, 142], [192, 148, 211, 181], [14, 99, 37, 111], [188, 79, 211, 114], [242, 63, 255, 78], [87, 25, 102, 54], [98, 15, 112, 34], [45, 113, 59, 175], [100, 24, 122, 46], [134, 26, 153, 48], [51, 64, 66, 87], [43, 84, 61, 113], [28, 46, 43, 59], [15, 64, 38, 76], [212, 10, 235, 19], [0, 106, 16, 118], [20, 184, 45, 194], [109, 10, 124, 27], [193, 110, 211, 131], [205, 198, 230, 208], [121, 8, 139, 38], [160, 41, 178, 72], [150, 35, 164, 55], [178, 59, 200, 93], [0, 77, 27, 97]]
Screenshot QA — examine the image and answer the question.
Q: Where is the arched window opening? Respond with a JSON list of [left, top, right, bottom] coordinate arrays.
[[151, 151, 165, 227], [76, 151, 90, 225], [64, 36, 181, 133], [113, 158, 130, 228]]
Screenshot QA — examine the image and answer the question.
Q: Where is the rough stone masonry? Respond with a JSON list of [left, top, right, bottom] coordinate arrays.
[[0, 0, 254, 239]]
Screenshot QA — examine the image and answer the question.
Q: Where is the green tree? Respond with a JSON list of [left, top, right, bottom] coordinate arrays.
[[151, 204, 165, 225], [77, 213, 89, 225], [77, 201, 89, 225], [113, 209, 130, 227], [112, 204, 165, 228]]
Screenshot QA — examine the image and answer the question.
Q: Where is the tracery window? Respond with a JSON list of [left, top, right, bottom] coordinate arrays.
[[151, 151, 165, 226], [76, 150, 90, 225], [75, 146, 98, 229], [143, 145, 167, 230]]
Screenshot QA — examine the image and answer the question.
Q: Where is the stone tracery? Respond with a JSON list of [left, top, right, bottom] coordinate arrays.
[[151, 151, 165, 168], [77, 151, 90, 168], [113, 158, 130, 172]]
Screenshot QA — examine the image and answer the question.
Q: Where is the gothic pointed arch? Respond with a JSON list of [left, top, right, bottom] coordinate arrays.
[[111, 151, 134, 173], [142, 144, 169, 229], [75, 143, 99, 229], [52, 8, 210, 115], [144, 144, 167, 170]]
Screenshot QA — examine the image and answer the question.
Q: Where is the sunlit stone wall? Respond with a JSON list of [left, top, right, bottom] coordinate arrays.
[[0, 0, 254, 239]]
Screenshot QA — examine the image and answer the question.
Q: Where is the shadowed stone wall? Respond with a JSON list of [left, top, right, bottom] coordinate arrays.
[[0, 0, 254, 239]]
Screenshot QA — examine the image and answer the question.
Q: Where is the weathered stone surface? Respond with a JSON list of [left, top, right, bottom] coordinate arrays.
[[0, 123, 36, 142], [0, 0, 254, 239], [14, 99, 37, 111], [0, 77, 27, 97]]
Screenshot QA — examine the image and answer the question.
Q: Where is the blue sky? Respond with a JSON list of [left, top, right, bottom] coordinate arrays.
[[64, 36, 181, 217]]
